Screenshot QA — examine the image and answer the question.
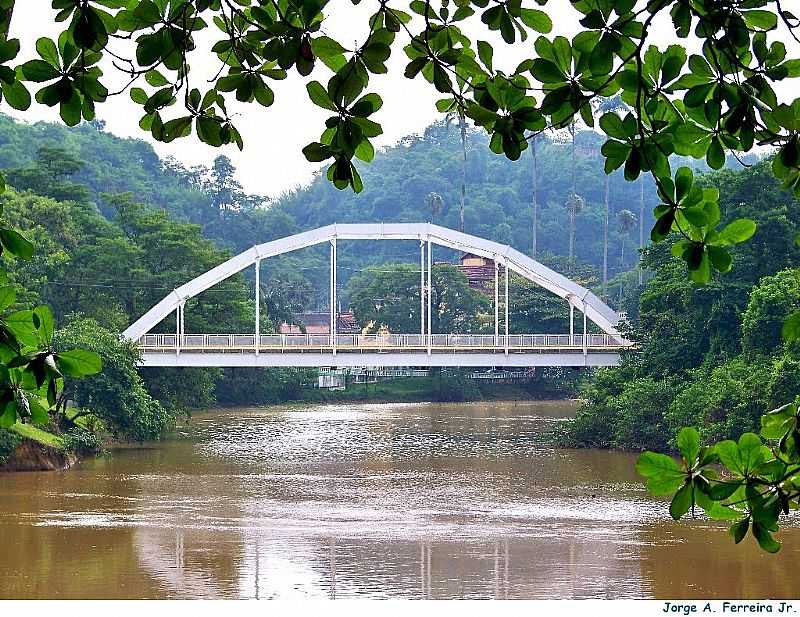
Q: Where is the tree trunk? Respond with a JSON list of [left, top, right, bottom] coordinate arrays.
[[531, 133, 538, 258], [569, 122, 576, 260], [638, 176, 644, 285], [459, 114, 466, 233], [603, 173, 609, 300]]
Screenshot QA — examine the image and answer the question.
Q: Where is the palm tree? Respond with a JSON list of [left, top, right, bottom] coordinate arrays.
[[593, 95, 628, 298], [565, 189, 584, 260], [617, 209, 637, 266], [567, 120, 578, 260], [426, 192, 443, 223], [530, 132, 539, 258], [445, 109, 468, 232], [638, 176, 645, 285]]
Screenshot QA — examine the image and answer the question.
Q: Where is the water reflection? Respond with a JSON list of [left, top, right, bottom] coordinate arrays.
[[0, 401, 798, 599]]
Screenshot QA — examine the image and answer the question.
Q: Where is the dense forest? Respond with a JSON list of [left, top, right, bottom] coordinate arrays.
[[568, 160, 800, 451]]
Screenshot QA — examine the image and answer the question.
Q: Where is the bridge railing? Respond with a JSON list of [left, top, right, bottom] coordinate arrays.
[[137, 333, 628, 351]]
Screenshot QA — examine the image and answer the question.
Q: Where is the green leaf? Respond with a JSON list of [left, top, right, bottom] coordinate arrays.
[[311, 36, 346, 58], [0, 285, 15, 311], [636, 451, 685, 495], [752, 521, 781, 553], [306, 81, 335, 111], [56, 349, 102, 377], [706, 138, 725, 169], [35, 38, 59, 67], [477, 40, 493, 71], [729, 518, 749, 544], [761, 402, 797, 439], [2, 80, 31, 111], [530, 58, 564, 83], [599, 113, 627, 140], [33, 305, 54, 345], [0, 228, 34, 259], [518, 9, 552, 33], [675, 167, 693, 201], [716, 219, 756, 245], [0, 401, 16, 428], [782, 311, 800, 342], [19, 59, 60, 82], [669, 483, 693, 520], [28, 398, 49, 424], [676, 427, 700, 464]]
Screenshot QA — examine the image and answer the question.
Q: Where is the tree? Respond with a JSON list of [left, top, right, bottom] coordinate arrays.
[[5, 145, 90, 203], [0, 1, 792, 281], [426, 191, 444, 223], [617, 209, 637, 267], [593, 95, 628, 297], [564, 189, 584, 261], [54, 316, 173, 441], [445, 110, 468, 232], [529, 132, 539, 258], [347, 263, 488, 334], [566, 121, 579, 260]]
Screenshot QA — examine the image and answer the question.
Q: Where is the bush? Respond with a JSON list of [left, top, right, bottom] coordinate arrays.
[[741, 269, 800, 354], [62, 427, 104, 457], [55, 317, 176, 441], [0, 428, 22, 465], [665, 356, 771, 443], [215, 368, 313, 405], [607, 377, 677, 451], [433, 370, 481, 402]]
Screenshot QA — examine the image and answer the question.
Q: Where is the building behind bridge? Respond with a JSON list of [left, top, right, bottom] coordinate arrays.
[[279, 311, 360, 335]]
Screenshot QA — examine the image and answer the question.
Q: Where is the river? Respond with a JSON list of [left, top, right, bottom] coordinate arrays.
[[1, 400, 798, 599]]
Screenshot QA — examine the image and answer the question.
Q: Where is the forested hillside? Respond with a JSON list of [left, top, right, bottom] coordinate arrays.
[[0, 113, 669, 306]]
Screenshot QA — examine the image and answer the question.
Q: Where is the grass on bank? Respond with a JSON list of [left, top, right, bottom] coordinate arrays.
[[9, 423, 65, 449]]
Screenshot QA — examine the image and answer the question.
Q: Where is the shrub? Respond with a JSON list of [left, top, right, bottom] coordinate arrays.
[[62, 427, 103, 457], [0, 429, 22, 465]]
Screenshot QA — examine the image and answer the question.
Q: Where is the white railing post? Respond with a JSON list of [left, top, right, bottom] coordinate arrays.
[[504, 259, 509, 355], [254, 258, 260, 355]]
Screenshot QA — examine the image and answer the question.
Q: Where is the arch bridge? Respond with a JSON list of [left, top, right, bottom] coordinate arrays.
[[122, 223, 631, 368]]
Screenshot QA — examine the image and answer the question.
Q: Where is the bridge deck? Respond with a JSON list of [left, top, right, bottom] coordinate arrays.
[[136, 334, 629, 367]]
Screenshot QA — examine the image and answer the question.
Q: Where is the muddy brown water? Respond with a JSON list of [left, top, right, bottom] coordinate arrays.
[[1, 401, 798, 599]]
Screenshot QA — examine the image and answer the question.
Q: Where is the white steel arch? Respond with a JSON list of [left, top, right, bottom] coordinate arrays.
[[122, 223, 623, 341]]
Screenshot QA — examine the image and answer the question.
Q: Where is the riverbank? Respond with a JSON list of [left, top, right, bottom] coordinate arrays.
[[0, 424, 77, 472], [288, 377, 570, 405]]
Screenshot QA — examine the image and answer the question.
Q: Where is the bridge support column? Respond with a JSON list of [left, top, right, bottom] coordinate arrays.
[[420, 240, 425, 338], [330, 237, 337, 355], [504, 260, 509, 355], [569, 303, 574, 342], [175, 301, 184, 356], [427, 238, 432, 355], [255, 258, 261, 355], [582, 300, 588, 355], [494, 257, 499, 345]]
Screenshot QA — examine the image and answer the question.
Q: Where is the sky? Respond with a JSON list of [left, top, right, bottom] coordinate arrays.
[[7, 2, 800, 198]]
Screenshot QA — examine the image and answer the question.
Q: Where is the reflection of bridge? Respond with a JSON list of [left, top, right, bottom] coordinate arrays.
[[123, 223, 632, 368]]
